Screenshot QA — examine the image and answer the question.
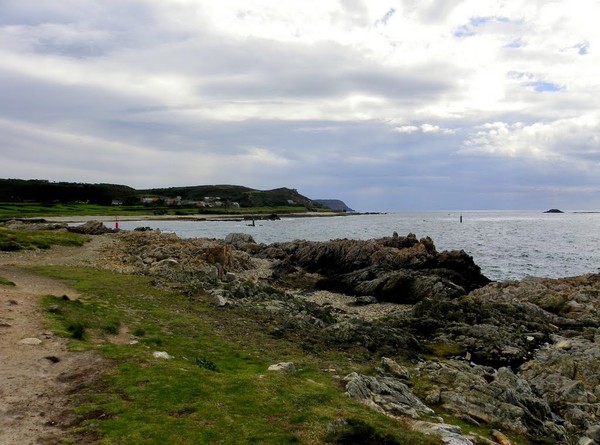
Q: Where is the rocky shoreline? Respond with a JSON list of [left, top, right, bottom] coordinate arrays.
[[3, 220, 599, 444]]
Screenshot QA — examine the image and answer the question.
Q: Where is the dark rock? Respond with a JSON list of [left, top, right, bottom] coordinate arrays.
[[544, 209, 564, 213], [353, 296, 378, 306], [257, 234, 490, 304], [67, 220, 114, 235]]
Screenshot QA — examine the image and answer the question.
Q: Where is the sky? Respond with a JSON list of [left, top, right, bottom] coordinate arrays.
[[1, 0, 599, 211]]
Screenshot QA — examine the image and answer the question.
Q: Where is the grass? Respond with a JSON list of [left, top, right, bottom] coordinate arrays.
[[0, 276, 16, 286], [0, 227, 86, 251], [0, 202, 330, 219], [35, 266, 440, 445]]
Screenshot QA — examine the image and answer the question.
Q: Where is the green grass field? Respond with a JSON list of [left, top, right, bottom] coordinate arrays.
[[35, 266, 439, 445], [0, 202, 328, 219]]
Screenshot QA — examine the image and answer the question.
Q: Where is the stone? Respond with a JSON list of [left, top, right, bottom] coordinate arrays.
[[412, 421, 474, 445], [18, 338, 42, 345], [344, 372, 434, 419], [586, 424, 600, 441], [224, 233, 256, 247], [152, 351, 173, 360], [268, 362, 296, 373], [353, 295, 378, 306], [379, 357, 411, 380], [209, 291, 231, 307]]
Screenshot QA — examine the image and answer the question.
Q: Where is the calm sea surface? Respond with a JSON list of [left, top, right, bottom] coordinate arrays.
[[115, 212, 600, 282]]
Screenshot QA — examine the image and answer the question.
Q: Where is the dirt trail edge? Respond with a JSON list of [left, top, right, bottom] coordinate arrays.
[[0, 237, 113, 445]]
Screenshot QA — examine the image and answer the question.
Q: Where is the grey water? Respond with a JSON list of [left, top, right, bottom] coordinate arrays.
[[115, 211, 600, 282]]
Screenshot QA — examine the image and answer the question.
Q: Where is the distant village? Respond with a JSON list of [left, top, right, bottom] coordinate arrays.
[[111, 196, 297, 208]]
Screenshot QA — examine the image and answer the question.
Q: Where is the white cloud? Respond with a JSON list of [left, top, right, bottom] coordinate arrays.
[[393, 124, 455, 135], [2, 0, 600, 209], [460, 115, 600, 167]]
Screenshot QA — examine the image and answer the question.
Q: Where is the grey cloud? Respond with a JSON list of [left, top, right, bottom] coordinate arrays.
[[194, 39, 451, 101]]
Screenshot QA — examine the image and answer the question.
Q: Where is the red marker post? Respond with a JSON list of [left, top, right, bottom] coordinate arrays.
[[115, 216, 119, 232]]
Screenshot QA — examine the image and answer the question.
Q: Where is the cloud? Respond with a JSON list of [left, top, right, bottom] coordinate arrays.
[[1, 0, 600, 210], [460, 116, 600, 167]]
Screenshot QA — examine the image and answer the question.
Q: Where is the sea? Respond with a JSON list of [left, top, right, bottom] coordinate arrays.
[[114, 211, 600, 282]]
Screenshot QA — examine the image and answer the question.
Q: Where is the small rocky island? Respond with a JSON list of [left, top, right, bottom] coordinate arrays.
[[544, 208, 564, 213], [99, 228, 599, 445]]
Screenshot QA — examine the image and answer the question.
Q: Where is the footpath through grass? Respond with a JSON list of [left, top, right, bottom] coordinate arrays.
[[35, 266, 438, 445]]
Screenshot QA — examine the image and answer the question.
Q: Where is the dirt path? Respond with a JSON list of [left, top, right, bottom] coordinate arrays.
[[0, 237, 113, 445]]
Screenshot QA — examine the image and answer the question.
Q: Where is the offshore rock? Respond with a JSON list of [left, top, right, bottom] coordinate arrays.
[[255, 234, 490, 303]]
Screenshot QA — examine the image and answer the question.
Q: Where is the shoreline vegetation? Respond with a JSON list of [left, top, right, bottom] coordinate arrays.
[[1, 222, 599, 444]]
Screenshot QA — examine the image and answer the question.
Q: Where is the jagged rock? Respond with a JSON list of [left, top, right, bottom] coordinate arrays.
[[67, 220, 114, 234], [257, 234, 490, 303], [378, 357, 411, 381], [520, 335, 600, 434], [344, 372, 435, 419], [225, 232, 256, 247], [416, 360, 568, 442]]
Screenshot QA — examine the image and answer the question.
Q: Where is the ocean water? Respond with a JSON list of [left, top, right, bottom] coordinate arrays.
[[115, 211, 600, 282]]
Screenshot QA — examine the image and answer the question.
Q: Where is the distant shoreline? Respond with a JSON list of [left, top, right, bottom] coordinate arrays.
[[32, 211, 385, 224]]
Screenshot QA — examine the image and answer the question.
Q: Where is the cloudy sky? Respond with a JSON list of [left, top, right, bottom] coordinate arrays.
[[1, 0, 599, 211]]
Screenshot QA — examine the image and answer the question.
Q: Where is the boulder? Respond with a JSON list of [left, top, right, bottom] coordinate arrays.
[[224, 233, 256, 247]]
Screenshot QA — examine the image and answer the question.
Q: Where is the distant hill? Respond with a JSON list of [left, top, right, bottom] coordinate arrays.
[[313, 199, 354, 212], [139, 185, 317, 209], [0, 179, 138, 205], [0, 179, 333, 211]]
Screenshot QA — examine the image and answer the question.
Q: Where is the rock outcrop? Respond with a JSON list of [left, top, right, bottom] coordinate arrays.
[[254, 233, 490, 303], [67, 220, 114, 235], [96, 230, 600, 445]]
